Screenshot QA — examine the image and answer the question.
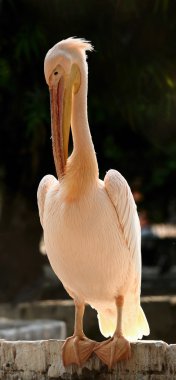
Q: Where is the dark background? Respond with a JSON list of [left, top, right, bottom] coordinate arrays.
[[0, 0, 176, 302]]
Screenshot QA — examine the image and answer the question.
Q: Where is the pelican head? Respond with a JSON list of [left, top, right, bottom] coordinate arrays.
[[44, 37, 93, 179]]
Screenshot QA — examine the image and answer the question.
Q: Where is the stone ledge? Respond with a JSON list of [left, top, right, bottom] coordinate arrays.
[[0, 339, 176, 379]]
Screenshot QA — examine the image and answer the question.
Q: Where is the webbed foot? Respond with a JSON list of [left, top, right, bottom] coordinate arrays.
[[62, 335, 96, 366], [94, 335, 131, 369]]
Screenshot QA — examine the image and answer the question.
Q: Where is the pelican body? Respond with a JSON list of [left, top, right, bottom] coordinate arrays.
[[37, 38, 149, 368]]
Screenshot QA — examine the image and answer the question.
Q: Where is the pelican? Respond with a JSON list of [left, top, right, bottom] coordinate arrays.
[[37, 37, 149, 369]]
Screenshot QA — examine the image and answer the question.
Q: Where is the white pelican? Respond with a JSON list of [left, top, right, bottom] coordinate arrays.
[[37, 37, 149, 369]]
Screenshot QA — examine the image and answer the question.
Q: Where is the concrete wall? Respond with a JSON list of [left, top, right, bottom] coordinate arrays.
[[1, 298, 176, 378], [1, 339, 176, 379]]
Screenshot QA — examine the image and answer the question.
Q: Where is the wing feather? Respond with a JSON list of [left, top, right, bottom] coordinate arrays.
[[104, 169, 141, 276], [103, 170, 150, 339], [37, 175, 58, 227]]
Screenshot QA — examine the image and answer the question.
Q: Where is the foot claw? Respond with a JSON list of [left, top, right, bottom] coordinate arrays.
[[62, 335, 96, 367], [94, 336, 131, 369]]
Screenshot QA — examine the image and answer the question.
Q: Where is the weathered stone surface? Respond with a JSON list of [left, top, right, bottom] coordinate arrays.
[[1, 297, 176, 378], [0, 339, 176, 379]]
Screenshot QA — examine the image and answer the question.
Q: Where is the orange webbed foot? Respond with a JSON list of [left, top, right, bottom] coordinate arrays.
[[62, 335, 97, 367], [94, 335, 131, 369]]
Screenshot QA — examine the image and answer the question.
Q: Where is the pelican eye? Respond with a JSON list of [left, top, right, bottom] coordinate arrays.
[[54, 71, 58, 76]]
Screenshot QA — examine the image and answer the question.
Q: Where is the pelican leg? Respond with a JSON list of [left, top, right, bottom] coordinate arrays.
[[94, 296, 131, 369], [62, 300, 96, 367]]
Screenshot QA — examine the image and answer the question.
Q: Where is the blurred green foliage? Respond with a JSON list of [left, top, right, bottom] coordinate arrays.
[[0, 0, 176, 221]]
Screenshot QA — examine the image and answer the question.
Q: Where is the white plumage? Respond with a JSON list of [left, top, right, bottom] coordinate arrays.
[[37, 37, 149, 368]]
